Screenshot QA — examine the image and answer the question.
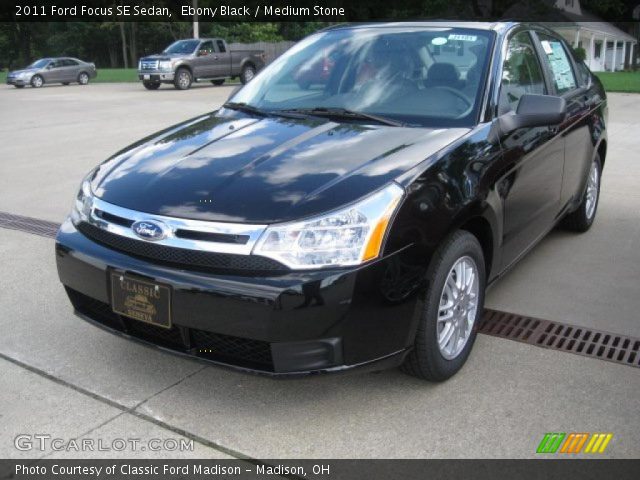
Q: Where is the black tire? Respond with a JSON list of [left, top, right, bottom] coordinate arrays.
[[14, 85, 25, 89], [240, 64, 256, 84], [401, 231, 486, 381], [174, 68, 192, 90], [562, 155, 602, 232], [143, 81, 161, 90], [31, 75, 44, 88], [211, 79, 225, 86], [77, 72, 90, 85]]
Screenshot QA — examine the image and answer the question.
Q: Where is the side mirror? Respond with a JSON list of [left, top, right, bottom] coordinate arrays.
[[497, 94, 567, 137]]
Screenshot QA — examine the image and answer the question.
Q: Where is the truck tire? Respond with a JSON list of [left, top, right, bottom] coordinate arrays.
[[211, 79, 225, 86], [240, 64, 256, 84], [143, 81, 161, 90], [174, 68, 192, 90]]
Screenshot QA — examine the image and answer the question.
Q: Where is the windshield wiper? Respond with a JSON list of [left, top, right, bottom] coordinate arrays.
[[222, 102, 269, 117], [279, 107, 404, 127]]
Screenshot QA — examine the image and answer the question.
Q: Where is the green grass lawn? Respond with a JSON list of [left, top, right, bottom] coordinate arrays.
[[595, 71, 640, 93], [93, 68, 139, 82]]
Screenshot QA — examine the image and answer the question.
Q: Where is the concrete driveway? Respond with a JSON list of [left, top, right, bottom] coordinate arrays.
[[0, 83, 638, 460]]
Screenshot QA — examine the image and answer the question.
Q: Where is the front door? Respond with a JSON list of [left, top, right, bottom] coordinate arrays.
[[535, 32, 594, 209], [43, 59, 65, 83], [498, 30, 565, 269], [192, 40, 215, 78]]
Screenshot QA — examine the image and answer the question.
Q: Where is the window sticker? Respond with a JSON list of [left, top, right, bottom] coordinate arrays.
[[448, 34, 477, 42], [545, 41, 576, 91], [432, 37, 448, 46], [540, 40, 553, 54]]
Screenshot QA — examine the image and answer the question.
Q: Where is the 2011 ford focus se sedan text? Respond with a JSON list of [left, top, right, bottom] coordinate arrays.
[[56, 22, 607, 381]]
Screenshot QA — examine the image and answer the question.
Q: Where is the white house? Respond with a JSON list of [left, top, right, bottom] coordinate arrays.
[[546, 0, 637, 72]]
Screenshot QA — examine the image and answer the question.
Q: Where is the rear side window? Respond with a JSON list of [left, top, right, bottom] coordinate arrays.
[[216, 40, 226, 53], [499, 31, 547, 114], [536, 33, 578, 94]]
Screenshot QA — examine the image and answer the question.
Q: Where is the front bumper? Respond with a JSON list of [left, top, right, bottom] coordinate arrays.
[[7, 77, 28, 86], [55, 219, 423, 376], [138, 72, 175, 82]]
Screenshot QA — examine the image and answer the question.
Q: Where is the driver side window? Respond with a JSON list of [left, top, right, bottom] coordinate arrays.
[[499, 32, 547, 114], [199, 41, 214, 55]]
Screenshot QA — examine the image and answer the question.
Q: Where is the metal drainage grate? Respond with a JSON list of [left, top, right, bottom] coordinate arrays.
[[0, 211, 59, 238], [479, 309, 640, 369]]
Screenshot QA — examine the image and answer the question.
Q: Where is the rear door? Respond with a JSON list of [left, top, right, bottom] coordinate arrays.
[[533, 31, 593, 210], [497, 30, 565, 269], [61, 59, 79, 82], [211, 39, 232, 77]]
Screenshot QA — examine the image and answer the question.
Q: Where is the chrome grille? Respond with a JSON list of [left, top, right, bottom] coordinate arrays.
[[140, 60, 159, 71], [87, 197, 267, 256]]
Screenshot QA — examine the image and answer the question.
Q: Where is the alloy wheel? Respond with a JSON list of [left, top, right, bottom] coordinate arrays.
[[437, 256, 479, 360], [32, 76, 43, 88], [178, 71, 190, 89], [79, 73, 89, 85], [585, 160, 599, 220]]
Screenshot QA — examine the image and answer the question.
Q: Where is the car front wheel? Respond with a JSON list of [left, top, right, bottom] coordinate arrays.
[[402, 230, 485, 381], [562, 154, 602, 232], [31, 75, 44, 88]]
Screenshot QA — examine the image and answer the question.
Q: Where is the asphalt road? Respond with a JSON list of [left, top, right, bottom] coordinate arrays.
[[0, 82, 638, 460]]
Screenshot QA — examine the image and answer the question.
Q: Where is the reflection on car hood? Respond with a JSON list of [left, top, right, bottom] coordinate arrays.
[[92, 112, 469, 224], [9, 69, 37, 75]]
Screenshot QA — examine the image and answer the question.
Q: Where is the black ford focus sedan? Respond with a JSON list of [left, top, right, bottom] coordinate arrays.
[[56, 22, 607, 381]]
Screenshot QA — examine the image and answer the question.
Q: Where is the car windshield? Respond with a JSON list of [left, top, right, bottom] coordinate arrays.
[[230, 27, 494, 127], [28, 59, 50, 69], [164, 40, 200, 54]]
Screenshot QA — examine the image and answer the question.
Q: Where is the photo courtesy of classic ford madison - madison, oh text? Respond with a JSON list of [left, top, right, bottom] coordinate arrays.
[[56, 22, 607, 381]]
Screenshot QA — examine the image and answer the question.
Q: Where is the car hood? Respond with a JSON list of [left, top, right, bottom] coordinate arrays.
[[92, 112, 469, 224], [9, 68, 37, 75]]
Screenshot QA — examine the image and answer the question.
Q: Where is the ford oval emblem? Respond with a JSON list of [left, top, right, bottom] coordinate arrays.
[[131, 220, 167, 241]]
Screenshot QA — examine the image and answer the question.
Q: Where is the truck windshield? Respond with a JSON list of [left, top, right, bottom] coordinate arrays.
[[164, 40, 200, 54], [230, 27, 494, 127]]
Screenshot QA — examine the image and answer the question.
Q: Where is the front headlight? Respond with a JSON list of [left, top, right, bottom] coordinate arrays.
[[253, 183, 404, 269], [70, 173, 94, 225], [158, 60, 172, 71], [18, 72, 31, 79]]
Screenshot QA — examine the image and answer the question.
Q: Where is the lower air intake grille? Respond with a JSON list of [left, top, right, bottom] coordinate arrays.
[[76, 221, 286, 274], [66, 288, 274, 371]]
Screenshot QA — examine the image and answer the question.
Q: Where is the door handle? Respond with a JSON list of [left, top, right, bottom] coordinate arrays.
[[213, 56, 219, 60]]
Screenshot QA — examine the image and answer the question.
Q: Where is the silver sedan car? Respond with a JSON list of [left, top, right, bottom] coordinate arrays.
[[6, 57, 97, 88]]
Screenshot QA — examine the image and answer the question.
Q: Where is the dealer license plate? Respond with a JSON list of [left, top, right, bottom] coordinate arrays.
[[111, 273, 171, 329]]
